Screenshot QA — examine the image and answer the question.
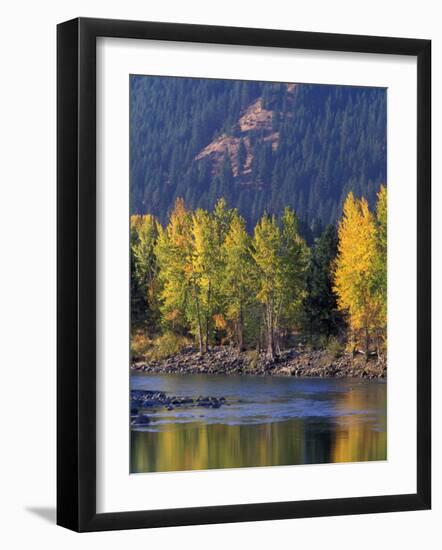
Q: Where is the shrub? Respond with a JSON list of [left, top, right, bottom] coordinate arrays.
[[245, 349, 259, 369], [130, 331, 152, 360], [131, 331, 191, 361], [146, 333, 192, 361], [307, 334, 328, 351], [305, 334, 343, 358], [327, 336, 344, 359]]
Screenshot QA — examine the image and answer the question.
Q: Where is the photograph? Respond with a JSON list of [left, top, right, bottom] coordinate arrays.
[[129, 75, 388, 474]]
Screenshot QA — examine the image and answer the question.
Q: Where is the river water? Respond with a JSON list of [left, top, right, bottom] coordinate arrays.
[[130, 374, 386, 473]]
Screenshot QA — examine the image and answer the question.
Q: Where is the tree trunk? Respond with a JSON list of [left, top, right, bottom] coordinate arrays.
[[265, 304, 275, 361], [204, 316, 209, 353], [275, 328, 281, 355], [195, 297, 204, 355], [274, 300, 283, 356], [375, 329, 384, 362], [364, 326, 370, 362], [204, 283, 211, 353], [256, 312, 263, 352], [238, 302, 244, 352], [198, 327, 203, 354], [266, 326, 275, 361]]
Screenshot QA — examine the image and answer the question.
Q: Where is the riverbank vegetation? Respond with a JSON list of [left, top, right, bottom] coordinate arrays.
[[131, 186, 387, 366]]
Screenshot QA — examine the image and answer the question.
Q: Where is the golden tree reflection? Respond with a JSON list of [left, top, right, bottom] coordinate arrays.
[[130, 382, 386, 474], [332, 385, 387, 463]]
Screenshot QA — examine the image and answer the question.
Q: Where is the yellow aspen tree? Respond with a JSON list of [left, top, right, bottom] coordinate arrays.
[[222, 212, 254, 350], [333, 192, 380, 356], [252, 215, 283, 360], [155, 198, 205, 353], [191, 209, 221, 352], [373, 185, 387, 357], [252, 209, 307, 360], [278, 207, 309, 352]]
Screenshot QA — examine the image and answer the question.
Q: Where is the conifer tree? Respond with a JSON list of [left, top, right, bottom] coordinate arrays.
[[237, 138, 247, 172], [130, 216, 147, 328], [212, 197, 234, 246], [303, 225, 339, 338]]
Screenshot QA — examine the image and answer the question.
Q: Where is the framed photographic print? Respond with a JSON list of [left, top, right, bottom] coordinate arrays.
[[57, 17, 431, 532]]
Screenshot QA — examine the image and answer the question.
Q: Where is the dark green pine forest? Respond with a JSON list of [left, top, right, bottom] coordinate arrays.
[[130, 76, 386, 241]]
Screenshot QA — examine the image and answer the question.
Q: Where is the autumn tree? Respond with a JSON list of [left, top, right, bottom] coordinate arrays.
[[277, 208, 309, 350], [132, 190, 386, 361], [130, 214, 161, 330], [372, 185, 387, 356], [222, 212, 254, 350], [333, 192, 383, 356], [252, 215, 281, 359], [155, 198, 206, 351], [191, 208, 223, 352], [252, 209, 307, 360]]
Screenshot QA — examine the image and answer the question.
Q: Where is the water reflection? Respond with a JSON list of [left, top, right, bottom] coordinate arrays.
[[332, 385, 387, 463], [130, 374, 386, 473]]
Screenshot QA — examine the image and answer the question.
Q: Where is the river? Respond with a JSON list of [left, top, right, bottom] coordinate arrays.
[[130, 374, 386, 473]]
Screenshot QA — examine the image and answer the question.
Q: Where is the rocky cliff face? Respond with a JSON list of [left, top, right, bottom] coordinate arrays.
[[195, 85, 296, 185]]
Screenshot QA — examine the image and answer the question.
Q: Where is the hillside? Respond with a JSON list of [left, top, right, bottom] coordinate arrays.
[[130, 76, 386, 237]]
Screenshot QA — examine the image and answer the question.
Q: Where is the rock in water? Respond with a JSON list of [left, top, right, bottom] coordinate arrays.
[[132, 414, 151, 425]]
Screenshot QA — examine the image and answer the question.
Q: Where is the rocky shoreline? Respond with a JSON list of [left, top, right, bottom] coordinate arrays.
[[131, 346, 386, 379]]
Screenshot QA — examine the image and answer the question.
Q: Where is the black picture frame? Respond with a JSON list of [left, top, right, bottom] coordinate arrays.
[[57, 17, 431, 532]]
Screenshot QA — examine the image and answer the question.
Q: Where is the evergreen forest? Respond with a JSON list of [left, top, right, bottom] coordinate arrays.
[[130, 76, 386, 241]]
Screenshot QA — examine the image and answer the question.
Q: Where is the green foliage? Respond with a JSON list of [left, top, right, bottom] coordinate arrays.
[[303, 225, 340, 337], [131, 215, 160, 329], [326, 336, 344, 359], [307, 334, 328, 352], [222, 211, 256, 349], [252, 209, 308, 359], [244, 349, 260, 369], [154, 198, 194, 335], [374, 185, 387, 324], [191, 206, 224, 351], [279, 208, 309, 328], [238, 138, 247, 170]]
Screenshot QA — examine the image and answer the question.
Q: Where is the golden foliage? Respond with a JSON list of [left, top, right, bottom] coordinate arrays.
[[333, 191, 386, 354], [213, 313, 227, 330]]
